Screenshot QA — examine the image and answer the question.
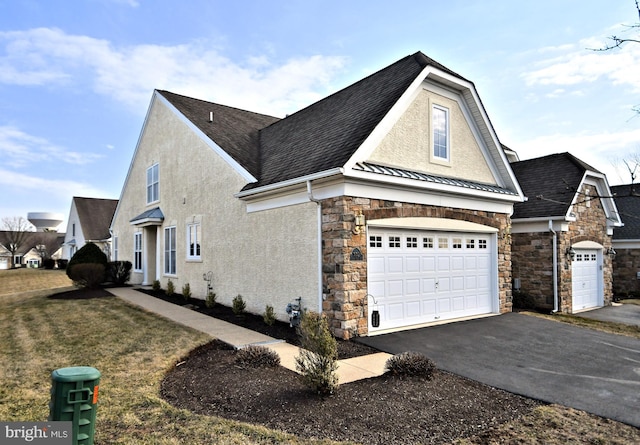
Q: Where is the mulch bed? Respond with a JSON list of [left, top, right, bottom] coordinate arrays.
[[138, 288, 379, 359], [161, 339, 544, 445]]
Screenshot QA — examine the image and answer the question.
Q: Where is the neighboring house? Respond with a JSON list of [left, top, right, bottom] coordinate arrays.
[[63, 197, 118, 260], [610, 184, 640, 296], [111, 51, 525, 338], [510, 153, 621, 313], [0, 231, 65, 269]]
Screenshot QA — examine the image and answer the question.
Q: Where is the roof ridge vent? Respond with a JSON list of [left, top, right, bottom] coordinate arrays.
[[209, 111, 214, 123]]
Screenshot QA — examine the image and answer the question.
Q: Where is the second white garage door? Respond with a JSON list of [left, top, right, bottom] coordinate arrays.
[[367, 228, 496, 333]]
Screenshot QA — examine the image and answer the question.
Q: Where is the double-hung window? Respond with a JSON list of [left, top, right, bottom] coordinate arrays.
[[146, 163, 159, 204], [432, 105, 449, 161], [187, 223, 201, 260], [133, 233, 142, 272], [164, 226, 176, 275]]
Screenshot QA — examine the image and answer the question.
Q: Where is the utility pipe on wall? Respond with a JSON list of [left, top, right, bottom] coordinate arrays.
[[307, 180, 324, 313], [549, 220, 559, 313]]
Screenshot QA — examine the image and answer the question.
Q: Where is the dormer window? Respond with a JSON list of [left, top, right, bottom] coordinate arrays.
[[432, 105, 449, 162], [147, 163, 159, 204]]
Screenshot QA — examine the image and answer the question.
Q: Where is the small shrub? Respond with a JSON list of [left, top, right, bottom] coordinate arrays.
[[235, 345, 280, 368], [385, 351, 435, 379], [232, 294, 246, 316], [295, 311, 338, 395], [108, 261, 132, 285], [182, 283, 191, 300], [66, 243, 108, 286], [152, 280, 161, 292], [43, 258, 55, 269], [263, 305, 276, 326], [67, 263, 106, 289], [205, 291, 217, 308], [166, 279, 175, 297]]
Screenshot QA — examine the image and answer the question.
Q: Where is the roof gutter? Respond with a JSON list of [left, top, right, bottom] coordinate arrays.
[[235, 168, 344, 199]]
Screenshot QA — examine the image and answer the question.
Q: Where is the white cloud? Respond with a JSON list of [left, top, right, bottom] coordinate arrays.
[[0, 27, 348, 116], [0, 168, 107, 199], [521, 35, 640, 93], [0, 125, 104, 169]]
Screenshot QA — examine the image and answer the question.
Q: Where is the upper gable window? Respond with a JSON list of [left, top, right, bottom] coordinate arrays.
[[432, 105, 450, 162], [147, 163, 159, 204]]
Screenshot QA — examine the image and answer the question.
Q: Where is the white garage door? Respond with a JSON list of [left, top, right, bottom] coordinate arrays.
[[572, 249, 601, 311], [367, 228, 495, 333]]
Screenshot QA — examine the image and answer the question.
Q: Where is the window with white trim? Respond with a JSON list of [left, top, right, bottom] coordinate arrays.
[[113, 236, 118, 261], [164, 226, 176, 275], [466, 239, 475, 249], [406, 237, 418, 248], [187, 223, 201, 260], [133, 233, 142, 271], [478, 239, 488, 249], [369, 235, 382, 248], [423, 237, 434, 248], [432, 105, 449, 160], [452, 237, 462, 249], [389, 236, 401, 248], [438, 237, 449, 249], [146, 163, 159, 204]]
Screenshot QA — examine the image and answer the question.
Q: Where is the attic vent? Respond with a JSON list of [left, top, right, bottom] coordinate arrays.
[[209, 111, 214, 122]]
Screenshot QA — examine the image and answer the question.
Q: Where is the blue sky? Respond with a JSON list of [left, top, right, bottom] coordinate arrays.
[[1, 0, 639, 231]]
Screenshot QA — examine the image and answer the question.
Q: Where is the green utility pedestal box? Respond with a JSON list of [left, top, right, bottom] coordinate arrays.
[[49, 366, 101, 445]]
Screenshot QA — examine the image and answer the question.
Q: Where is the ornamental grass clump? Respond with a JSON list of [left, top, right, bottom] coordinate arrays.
[[295, 311, 338, 395], [385, 351, 436, 379], [235, 345, 280, 368]]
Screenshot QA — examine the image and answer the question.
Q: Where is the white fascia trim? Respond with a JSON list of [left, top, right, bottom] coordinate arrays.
[[155, 92, 257, 183], [612, 240, 640, 249], [343, 180, 515, 214], [580, 174, 623, 227], [235, 168, 344, 200], [346, 168, 522, 204], [511, 218, 570, 233], [342, 67, 430, 172], [110, 91, 157, 234]]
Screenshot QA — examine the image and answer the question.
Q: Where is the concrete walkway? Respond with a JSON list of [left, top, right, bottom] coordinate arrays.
[[109, 287, 391, 384]]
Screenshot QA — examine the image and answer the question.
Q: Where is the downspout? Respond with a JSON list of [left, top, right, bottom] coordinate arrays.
[[549, 220, 559, 313], [307, 180, 323, 313]]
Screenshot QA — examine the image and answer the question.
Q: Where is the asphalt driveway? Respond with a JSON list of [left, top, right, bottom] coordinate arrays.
[[358, 313, 640, 427]]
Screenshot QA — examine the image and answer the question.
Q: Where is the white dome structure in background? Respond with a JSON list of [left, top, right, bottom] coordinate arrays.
[[27, 212, 64, 232]]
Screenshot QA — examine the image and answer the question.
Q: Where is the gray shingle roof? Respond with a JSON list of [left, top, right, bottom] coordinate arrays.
[[611, 184, 640, 240], [74, 197, 118, 241], [246, 52, 467, 190], [159, 52, 470, 191], [130, 207, 164, 224], [157, 90, 280, 179], [511, 153, 599, 219]]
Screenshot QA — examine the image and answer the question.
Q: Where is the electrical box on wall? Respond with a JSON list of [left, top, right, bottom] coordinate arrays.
[[513, 278, 521, 290]]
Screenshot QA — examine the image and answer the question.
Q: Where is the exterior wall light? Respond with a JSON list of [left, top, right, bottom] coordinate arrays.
[[353, 210, 365, 235], [566, 247, 577, 261], [606, 247, 617, 258]]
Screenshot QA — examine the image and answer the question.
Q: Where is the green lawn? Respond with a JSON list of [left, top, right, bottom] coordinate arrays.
[[0, 291, 328, 444]]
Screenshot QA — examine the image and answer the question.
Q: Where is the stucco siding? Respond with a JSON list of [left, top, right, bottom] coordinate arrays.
[[112, 97, 319, 321], [368, 88, 496, 184]]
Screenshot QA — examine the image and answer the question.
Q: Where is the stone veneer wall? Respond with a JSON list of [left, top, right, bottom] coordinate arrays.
[[613, 249, 640, 296], [511, 185, 614, 313], [321, 196, 512, 339]]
